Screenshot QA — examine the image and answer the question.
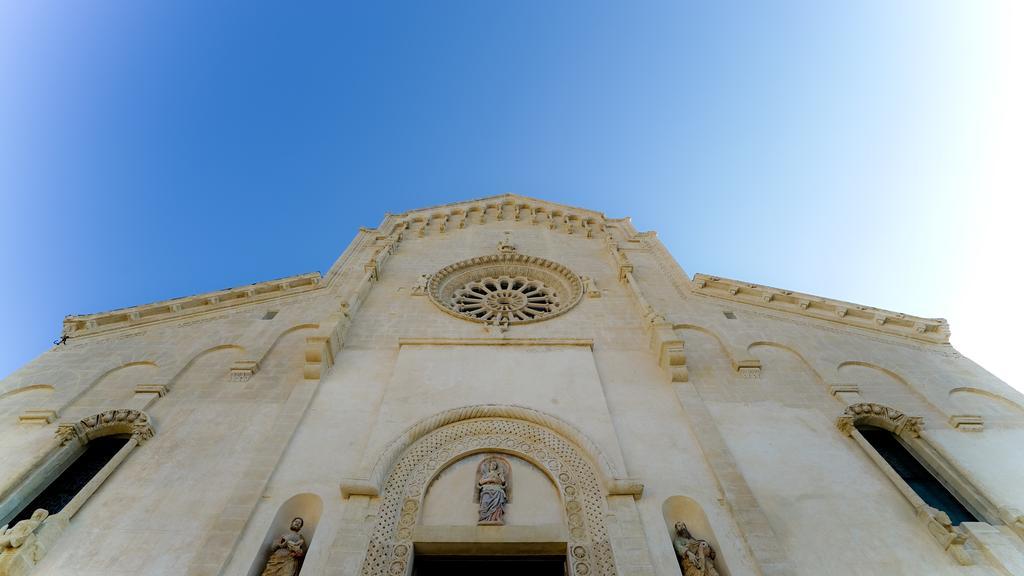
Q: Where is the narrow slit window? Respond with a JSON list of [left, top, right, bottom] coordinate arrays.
[[723, 311, 736, 320], [262, 310, 279, 320], [857, 426, 977, 525]]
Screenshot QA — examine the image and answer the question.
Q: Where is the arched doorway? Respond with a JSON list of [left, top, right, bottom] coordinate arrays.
[[359, 417, 617, 576]]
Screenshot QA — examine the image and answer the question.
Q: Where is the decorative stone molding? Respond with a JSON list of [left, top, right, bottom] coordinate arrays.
[[355, 417, 617, 576], [377, 195, 607, 242], [427, 253, 584, 326], [62, 272, 321, 338], [948, 415, 984, 432], [735, 359, 761, 379], [835, 403, 923, 437], [55, 409, 154, 446], [650, 322, 688, 383], [133, 384, 167, 396], [605, 237, 633, 281], [359, 404, 623, 495], [691, 274, 950, 344], [229, 360, 260, 382], [828, 384, 860, 397], [16, 410, 57, 425]]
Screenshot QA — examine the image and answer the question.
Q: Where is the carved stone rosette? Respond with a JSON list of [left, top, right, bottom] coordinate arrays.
[[427, 253, 584, 326], [359, 418, 615, 576], [55, 409, 154, 446]]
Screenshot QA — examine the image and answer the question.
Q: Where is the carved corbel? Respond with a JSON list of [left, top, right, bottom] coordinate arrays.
[[303, 336, 334, 381], [229, 360, 260, 382], [835, 415, 856, 436], [55, 424, 82, 447], [608, 478, 644, 500], [17, 410, 58, 425], [133, 384, 168, 396], [650, 322, 688, 383], [948, 414, 984, 432], [364, 259, 379, 281], [340, 478, 380, 498], [735, 358, 761, 379]]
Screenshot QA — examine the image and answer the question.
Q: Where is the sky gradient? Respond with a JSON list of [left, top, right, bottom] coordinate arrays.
[[1, 2, 1021, 391]]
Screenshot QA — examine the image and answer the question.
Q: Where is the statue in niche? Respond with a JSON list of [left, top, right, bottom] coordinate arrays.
[[259, 517, 306, 576], [475, 456, 511, 525], [0, 509, 48, 550], [672, 522, 720, 576]]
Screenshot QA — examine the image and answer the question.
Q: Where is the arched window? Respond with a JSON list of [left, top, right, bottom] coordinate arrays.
[[855, 425, 976, 525], [0, 409, 154, 572], [836, 403, 982, 565], [6, 435, 129, 525]]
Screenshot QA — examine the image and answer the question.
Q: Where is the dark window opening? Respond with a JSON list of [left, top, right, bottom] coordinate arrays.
[[858, 426, 977, 525], [9, 435, 129, 525], [723, 311, 736, 320], [262, 310, 278, 320], [412, 556, 567, 576]]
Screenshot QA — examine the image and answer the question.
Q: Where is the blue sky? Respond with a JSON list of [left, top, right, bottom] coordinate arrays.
[[1, 2, 1021, 390]]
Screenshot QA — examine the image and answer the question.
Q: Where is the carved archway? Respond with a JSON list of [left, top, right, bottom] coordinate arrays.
[[360, 417, 616, 576]]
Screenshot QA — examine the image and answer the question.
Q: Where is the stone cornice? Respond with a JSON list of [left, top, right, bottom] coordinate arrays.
[[398, 337, 593, 348], [391, 193, 607, 221], [62, 272, 322, 338], [691, 273, 950, 344], [370, 194, 624, 240]]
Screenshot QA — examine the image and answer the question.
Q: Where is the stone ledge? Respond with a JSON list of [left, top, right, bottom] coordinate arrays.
[[398, 338, 593, 348], [691, 273, 950, 343], [62, 272, 322, 338]]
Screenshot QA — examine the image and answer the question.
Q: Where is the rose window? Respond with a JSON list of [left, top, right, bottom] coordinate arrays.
[[453, 276, 559, 323], [427, 253, 583, 325]]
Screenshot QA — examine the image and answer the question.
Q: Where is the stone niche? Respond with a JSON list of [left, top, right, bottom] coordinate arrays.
[[421, 453, 563, 528], [663, 496, 731, 576], [246, 493, 323, 576]]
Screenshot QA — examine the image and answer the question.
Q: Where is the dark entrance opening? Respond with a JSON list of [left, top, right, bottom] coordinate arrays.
[[412, 555, 567, 576]]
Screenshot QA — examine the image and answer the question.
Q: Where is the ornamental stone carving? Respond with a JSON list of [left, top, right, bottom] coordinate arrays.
[[259, 517, 306, 576], [55, 409, 154, 446], [475, 455, 511, 525], [359, 417, 616, 576], [835, 403, 923, 437], [0, 510, 47, 550], [427, 253, 584, 326], [672, 522, 720, 576]]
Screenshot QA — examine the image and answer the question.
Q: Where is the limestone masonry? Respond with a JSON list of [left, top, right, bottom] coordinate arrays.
[[1, 194, 1022, 576]]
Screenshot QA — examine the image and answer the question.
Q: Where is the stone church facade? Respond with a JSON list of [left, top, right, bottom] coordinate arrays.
[[1, 194, 1022, 576]]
